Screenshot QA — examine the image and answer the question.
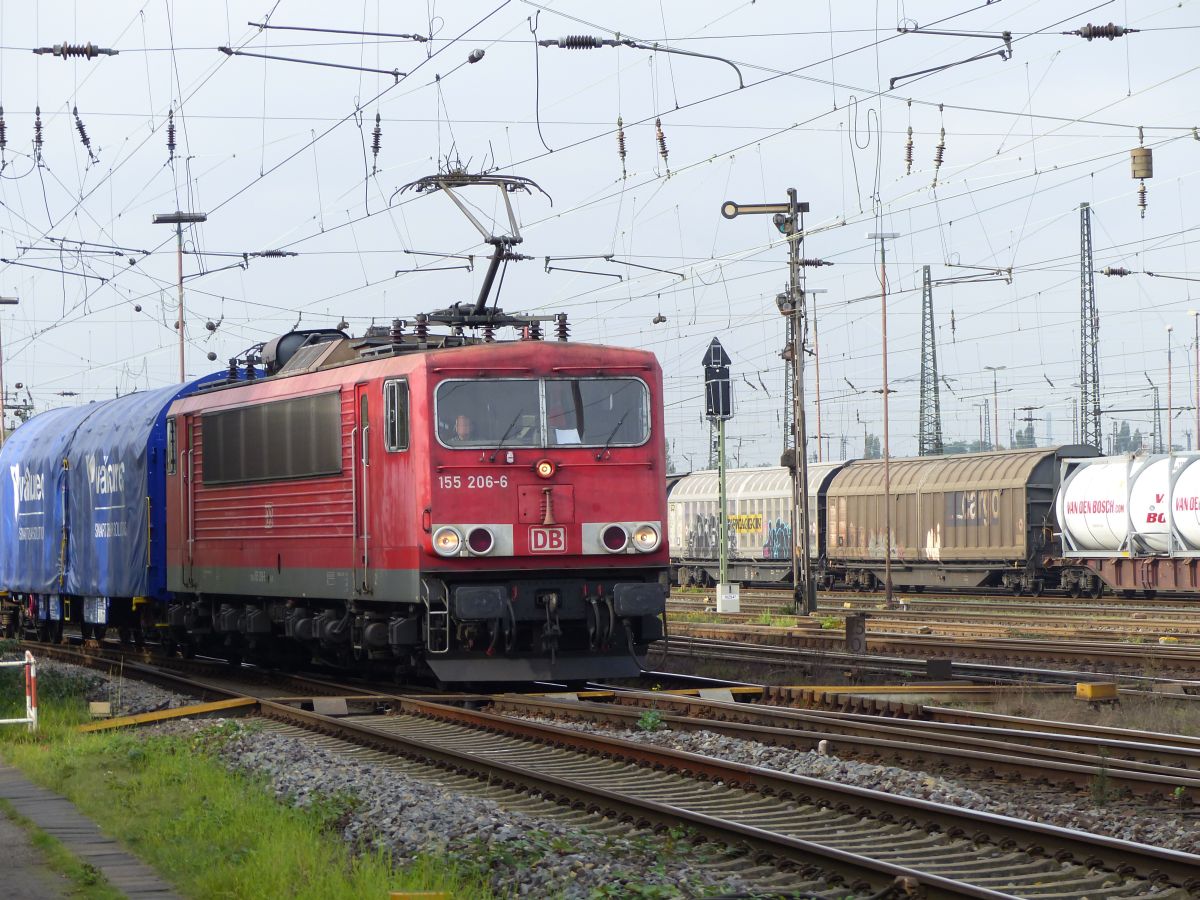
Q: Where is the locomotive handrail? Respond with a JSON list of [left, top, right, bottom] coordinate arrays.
[[361, 422, 370, 591], [350, 425, 359, 592], [186, 447, 195, 586]]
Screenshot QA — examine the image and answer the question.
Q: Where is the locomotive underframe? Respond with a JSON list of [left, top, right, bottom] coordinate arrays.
[[1081, 556, 1200, 596], [673, 554, 1102, 597]]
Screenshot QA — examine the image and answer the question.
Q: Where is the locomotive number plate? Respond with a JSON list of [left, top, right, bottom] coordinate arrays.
[[529, 525, 567, 553]]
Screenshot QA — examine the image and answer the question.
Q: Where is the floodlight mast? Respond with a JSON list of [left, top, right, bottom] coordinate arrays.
[[153, 211, 208, 382]]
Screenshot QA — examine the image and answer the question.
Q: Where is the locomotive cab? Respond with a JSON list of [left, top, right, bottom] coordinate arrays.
[[417, 343, 669, 682]]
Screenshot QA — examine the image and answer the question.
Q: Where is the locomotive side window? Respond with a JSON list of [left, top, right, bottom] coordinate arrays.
[[166, 418, 177, 475], [201, 392, 341, 484], [384, 380, 409, 451], [435, 377, 650, 449]]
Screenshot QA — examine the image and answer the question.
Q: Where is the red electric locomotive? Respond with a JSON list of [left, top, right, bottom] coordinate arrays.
[[164, 319, 669, 682]]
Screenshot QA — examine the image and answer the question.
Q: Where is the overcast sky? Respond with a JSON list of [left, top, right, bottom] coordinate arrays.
[[0, 0, 1196, 467]]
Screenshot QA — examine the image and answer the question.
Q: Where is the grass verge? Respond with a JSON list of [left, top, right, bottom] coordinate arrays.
[[0, 662, 493, 899]]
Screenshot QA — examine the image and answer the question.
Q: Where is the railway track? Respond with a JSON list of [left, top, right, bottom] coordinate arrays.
[[666, 621, 1200, 677], [651, 635, 1200, 703], [674, 588, 1200, 613], [484, 691, 1200, 799], [35, 642, 1200, 897], [671, 609, 1200, 643]]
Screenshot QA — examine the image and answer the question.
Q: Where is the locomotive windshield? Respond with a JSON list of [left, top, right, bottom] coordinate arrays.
[[436, 377, 649, 449]]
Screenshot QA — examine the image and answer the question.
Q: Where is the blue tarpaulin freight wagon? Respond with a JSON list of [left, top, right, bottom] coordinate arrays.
[[0, 374, 225, 629]]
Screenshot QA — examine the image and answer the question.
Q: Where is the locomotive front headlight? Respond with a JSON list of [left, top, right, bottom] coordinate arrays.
[[535, 459, 556, 479], [632, 523, 661, 552], [432, 526, 463, 557]]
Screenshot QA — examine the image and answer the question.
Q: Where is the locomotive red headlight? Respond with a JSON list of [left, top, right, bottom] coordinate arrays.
[[535, 459, 556, 479], [601, 524, 628, 552], [467, 527, 495, 555]]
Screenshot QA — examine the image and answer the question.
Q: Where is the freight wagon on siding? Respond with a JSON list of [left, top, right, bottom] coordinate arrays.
[[1060, 451, 1200, 596], [667, 446, 1102, 595], [825, 445, 1098, 594], [0, 373, 234, 641], [667, 463, 843, 586]]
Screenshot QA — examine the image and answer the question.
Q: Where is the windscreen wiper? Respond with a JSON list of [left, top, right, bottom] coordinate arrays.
[[489, 412, 524, 462], [595, 412, 629, 460]]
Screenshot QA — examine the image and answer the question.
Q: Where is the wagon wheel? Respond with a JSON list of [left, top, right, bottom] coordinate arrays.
[[1088, 581, 1104, 599], [1029, 580, 1043, 598], [1068, 584, 1082, 599], [92, 624, 107, 641], [1011, 581, 1023, 597], [1142, 590, 1157, 600]]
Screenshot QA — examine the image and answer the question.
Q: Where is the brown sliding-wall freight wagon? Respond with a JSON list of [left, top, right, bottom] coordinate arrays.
[[823, 445, 1098, 594]]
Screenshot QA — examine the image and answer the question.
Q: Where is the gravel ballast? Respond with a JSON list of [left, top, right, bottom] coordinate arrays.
[[517, 712, 1200, 854], [162, 719, 766, 899]]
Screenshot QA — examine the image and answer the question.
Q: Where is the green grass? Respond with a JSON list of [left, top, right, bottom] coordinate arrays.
[[0, 668, 494, 899]]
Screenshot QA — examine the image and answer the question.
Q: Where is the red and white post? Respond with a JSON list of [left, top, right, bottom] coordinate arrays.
[[0, 651, 38, 731]]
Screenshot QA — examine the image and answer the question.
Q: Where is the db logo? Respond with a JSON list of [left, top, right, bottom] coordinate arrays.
[[529, 525, 567, 553]]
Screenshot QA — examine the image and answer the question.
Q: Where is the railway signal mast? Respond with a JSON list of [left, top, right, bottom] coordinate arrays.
[[720, 191, 817, 613], [703, 338, 737, 611]]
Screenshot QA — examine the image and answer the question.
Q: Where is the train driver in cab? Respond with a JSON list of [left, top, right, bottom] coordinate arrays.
[[453, 414, 474, 442]]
